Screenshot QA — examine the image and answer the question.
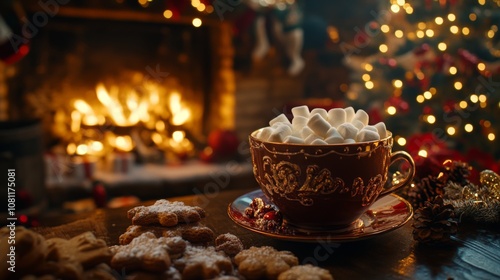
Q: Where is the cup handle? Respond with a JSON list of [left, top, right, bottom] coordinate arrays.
[[379, 151, 415, 197]]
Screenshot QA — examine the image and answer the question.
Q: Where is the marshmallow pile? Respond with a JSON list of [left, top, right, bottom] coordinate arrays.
[[255, 106, 388, 144]]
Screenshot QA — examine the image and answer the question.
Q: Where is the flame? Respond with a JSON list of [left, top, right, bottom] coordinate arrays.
[[71, 111, 81, 133], [96, 83, 130, 126], [169, 92, 191, 126], [74, 99, 95, 115], [114, 135, 134, 152]]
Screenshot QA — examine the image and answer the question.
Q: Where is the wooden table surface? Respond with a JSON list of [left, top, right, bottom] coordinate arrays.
[[35, 188, 500, 280]]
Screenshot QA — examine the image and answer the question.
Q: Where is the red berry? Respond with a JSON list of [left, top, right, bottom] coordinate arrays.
[[263, 211, 277, 220]]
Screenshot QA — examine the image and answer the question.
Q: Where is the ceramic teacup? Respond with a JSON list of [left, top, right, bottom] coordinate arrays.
[[249, 130, 415, 229]]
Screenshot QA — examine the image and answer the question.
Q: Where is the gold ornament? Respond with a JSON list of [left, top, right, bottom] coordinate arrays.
[[480, 170, 500, 200]]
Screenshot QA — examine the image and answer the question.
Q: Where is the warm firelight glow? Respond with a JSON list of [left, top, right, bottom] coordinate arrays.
[[114, 135, 134, 152], [169, 92, 192, 126]]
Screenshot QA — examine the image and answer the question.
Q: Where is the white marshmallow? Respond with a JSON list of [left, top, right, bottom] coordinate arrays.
[[310, 108, 328, 120], [292, 116, 308, 133], [291, 105, 310, 118], [304, 133, 322, 144], [327, 108, 346, 128], [351, 120, 365, 131], [307, 114, 331, 138], [356, 129, 380, 143], [337, 123, 359, 140], [283, 135, 305, 144], [344, 138, 356, 144], [311, 138, 328, 145], [325, 135, 344, 144], [300, 126, 315, 139], [363, 125, 379, 133], [269, 113, 291, 127], [325, 127, 342, 139], [344, 107, 355, 123], [268, 125, 292, 142], [256, 127, 273, 141], [352, 109, 369, 126], [373, 122, 388, 139]]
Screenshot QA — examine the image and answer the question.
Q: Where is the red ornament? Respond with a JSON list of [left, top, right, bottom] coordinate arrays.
[[207, 129, 240, 158], [92, 182, 107, 208]]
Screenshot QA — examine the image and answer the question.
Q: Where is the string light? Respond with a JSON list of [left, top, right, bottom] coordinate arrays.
[[438, 42, 447, 51], [459, 101, 468, 109], [163, 9, 173, 19], [393, 79, 403, 88], [381, 25, 390, 33], [364, 64, 373, 71], [397, 137, 407, 146], [448, 13, 456, 22], [464, 124, 474, 132], [365, 81, 374, 89], [447, 126, 456, 135], [391, 4, 401, 13], [416, 95, 425, 103], [395, 30, 404, 38], [405, 6, 413, 14], [487, 30, 495, 38], [426, 29, 435, 37], [449, 66, 457, 75], [192, 18, 202, 27], [427, 115, 436, 124], [450, 25, 459, 34], [479, 94, 487, 102], [435, 17, 444, 25], [483, 120, 491, 127], [197, 3, 206, 12], [478, 0, 486, 5], [423, 91, 433, 99], [488, 133, 496, 141], [362, 74, 371, 81], [462, 27, 470, 35], [416, 30, 425, 38], [470, 94, 479, 103], [387, 106, 397, 115], [418, 22, 426, 29], [396, 0, 405, 5], [469, 13, 477, 21], [418, 150, 428, 158], [379, 44, 388, 53], [454, 81, 463, 90]]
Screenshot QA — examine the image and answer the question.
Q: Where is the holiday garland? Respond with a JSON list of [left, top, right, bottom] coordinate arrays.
[[400, 160, 500, 244]]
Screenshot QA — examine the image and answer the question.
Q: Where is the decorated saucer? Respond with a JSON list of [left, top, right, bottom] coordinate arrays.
[[228, 189, 413, 243]]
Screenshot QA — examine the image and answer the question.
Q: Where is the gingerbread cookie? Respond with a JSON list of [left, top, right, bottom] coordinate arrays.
[[127, 200, 205, 227], [111, 232, 187, 272], [234, 246, 299, 280], [125, 267, 182, 280], [36, 232, 112, 279], [0, 226, 48, 279], [278, 264, 334, 280], [215, 233, 244, 257], [174, 245, 234, 280], [119, 224, 214, 245], [45, 232, 111, 269]]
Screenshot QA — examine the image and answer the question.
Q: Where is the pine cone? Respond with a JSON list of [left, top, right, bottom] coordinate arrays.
[[412, 196, 458, 245], [406, 176, 445, 208], [442, 160, 471, 185]]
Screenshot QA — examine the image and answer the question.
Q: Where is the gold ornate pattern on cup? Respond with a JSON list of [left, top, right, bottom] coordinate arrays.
[[256, 155, 386, 207]]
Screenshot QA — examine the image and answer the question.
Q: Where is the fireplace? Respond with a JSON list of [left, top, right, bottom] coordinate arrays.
[[0, 1, 253, 207]]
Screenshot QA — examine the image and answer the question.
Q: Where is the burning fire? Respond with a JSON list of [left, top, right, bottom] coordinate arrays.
[[67, 82, 194, 157]]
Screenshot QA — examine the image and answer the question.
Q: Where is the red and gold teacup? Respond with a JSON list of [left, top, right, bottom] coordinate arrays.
[[249, 130, 415, 229]]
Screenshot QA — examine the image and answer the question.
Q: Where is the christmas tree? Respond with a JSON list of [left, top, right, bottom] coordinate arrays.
[[344, 0, 500, 171]]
